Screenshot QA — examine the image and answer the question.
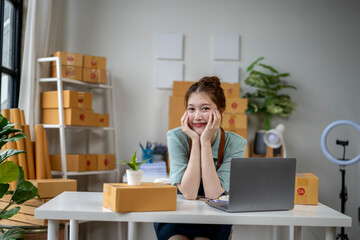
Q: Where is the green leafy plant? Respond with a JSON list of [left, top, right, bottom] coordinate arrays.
[[244, 57, 297, 130], [0, 114, 39, 239], [119, 151, 150, 171]]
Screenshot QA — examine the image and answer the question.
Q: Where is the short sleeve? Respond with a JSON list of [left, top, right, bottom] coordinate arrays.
[[167, 128, 190, 186], [217, 132, 247, 192]]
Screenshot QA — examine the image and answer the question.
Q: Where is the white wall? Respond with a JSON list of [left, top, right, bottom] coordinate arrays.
[[59, 0, 360, 239]]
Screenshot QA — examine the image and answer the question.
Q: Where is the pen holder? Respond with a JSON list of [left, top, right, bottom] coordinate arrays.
[[142, 149, 153, 163]]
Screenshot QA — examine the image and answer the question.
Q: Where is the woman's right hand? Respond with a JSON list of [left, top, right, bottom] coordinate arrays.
[[181, 111, 199, 141]]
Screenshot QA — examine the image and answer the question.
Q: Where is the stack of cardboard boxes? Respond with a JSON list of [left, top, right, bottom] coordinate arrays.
[[51, 51, 107, 84], [168, 81, 249, 157], [49, 153, 116, 172], [40, 90, 109, 127]]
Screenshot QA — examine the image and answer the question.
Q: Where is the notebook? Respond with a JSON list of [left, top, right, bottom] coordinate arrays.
[[206, 157, 296, 212]]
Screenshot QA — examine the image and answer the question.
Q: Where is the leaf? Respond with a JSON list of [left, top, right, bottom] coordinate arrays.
[[0, 115, 8, 129], [259, 63, 279, 74], [131, 151, 137, 165], [0, 227, 25, 240], [246, 57, 264, 72], [267, 105, 283, 114], [0, 207, 20, 219], [0, 183, 9, 198], [0, 149, 26, 164], [0, 161, 20, 183], [11, 180, 39, 205]]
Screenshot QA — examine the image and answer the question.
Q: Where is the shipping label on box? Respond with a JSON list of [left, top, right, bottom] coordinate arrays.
[[51, 65, 83, 81], [222, 82, 240, 98], [225, 98, 248, 114], [222, 113, 247, 129], [83, 55, 107, 69], [41, 90, 92, 109], [97, 154, 116, 170], [52, 51, 83, 67], [103, 183, 177, 212], [29, 179, 77, 198], [294, 173, 318, 205], [83, 68, 106, 84], [41, 108, 94, 126]]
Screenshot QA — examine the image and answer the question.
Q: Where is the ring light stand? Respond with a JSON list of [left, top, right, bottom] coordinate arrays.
[[321, 120, 360, 240]]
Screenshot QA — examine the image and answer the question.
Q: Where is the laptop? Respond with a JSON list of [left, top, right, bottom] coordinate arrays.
[[206, 157, 296, 212]]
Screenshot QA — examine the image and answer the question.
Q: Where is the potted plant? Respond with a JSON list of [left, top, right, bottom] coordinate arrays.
[[0, 114, 39, 239], [243, 57, 297, 155], [119, 151, 150, 185]]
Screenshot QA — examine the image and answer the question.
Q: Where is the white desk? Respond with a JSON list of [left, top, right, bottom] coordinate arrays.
[[35, 191, 351, 240]]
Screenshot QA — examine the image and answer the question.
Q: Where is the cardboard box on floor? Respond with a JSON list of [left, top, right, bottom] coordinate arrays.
[[29, 179, 77, 199], [41, 90, 92, 109], [294, 173, 318, 205], [103, 183, 177, 212]]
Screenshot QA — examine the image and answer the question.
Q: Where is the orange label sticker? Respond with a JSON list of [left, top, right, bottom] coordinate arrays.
[[231, 102, 238, 109], [104, 158, 109, 166], [297, 187, 305, 196]]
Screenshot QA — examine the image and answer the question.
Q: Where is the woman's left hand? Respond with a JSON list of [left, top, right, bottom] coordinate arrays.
[[200, 109, 221, 143]]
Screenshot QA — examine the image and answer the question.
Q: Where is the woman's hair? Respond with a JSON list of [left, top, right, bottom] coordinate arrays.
[[184, 76, 226, 113]]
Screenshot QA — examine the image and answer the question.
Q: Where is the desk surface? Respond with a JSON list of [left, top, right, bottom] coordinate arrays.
[[35, 191, 351, 227]]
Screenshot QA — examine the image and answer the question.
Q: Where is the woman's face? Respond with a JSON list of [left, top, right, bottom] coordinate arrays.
[[186, 92, 218, 135]]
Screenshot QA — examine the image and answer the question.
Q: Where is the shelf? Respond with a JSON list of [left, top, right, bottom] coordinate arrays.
[[42, 124, 115, 131], [38, 77, 111, 89], [51, 169, 118, 176]]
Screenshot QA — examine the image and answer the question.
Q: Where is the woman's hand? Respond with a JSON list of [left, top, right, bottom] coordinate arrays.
[[181, 111, 199, 141], [200, 109, 221, 143]]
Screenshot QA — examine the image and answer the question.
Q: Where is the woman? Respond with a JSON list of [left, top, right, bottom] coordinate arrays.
[[154, 76, 247, 240]]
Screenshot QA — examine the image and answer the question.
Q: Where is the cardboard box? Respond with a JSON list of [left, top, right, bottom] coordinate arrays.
[[224, 128, 247, 139], [83, 55, 107, 69], [41, 108, 94, 126], [97, 154, 116, 170], [103, 183, 177, 212], [83, 68, 106, 84], [29, 179, 77, 198], [52, 51, 83, 67], [222, 113, 247, 129], [294, 173, 318, 205], [169, 96, 186, 114], [225, 98, 248, 114], [50, 154, 97, 172], [51, 65, 83, 81], [41, 90, 92, 109], [94, 113, 110, 127], [172, 81, 195, 96], [222, 83, 240, 98]]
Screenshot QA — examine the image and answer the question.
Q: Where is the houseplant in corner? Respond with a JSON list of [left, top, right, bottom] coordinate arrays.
[[243, 57, 297, 155], [119, 151, 150, 185], [0, 114, 39, 240]]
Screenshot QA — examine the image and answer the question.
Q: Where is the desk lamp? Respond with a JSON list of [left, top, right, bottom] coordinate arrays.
[[321, 120, 360, 240], [263, 123, 287, 158]]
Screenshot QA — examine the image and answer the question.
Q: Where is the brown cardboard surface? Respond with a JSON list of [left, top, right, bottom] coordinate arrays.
[[51, 65, 83, 81], [103, 183, 177, 212], [224, 128, 247, 139], [172, 81, 195, 96], [29, 179, 77, 198], [97, 154, 116, 170], [222, 83, 240, 98], [41, 90, 92, 109], [50, 154, 97, 172], [94, 113, 110, 127], [222, 113, 247, 129], [294, 173, 318, 205], [83, 68, 106, 84], [225, 98, 248, 114], [52, 51, 83, 67], [41, 108, 94, 126], [83, 55, 106, 69]]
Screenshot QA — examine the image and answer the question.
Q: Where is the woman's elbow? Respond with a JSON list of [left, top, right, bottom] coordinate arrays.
[[182, 192, 198, 200]]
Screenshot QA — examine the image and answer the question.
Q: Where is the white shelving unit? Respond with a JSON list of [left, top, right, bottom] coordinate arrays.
[[35, 56, 120, 180]]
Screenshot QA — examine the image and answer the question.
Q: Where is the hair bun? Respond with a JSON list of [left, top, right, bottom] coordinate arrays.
[[199, 76, 221, 87]]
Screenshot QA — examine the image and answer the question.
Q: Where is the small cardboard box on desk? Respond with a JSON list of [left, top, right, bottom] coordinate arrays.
[[103, 183, 177, 212], [294, 173, 319, 205]]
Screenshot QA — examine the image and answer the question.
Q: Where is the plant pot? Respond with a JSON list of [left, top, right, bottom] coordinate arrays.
[[126, 169, 143, 185]]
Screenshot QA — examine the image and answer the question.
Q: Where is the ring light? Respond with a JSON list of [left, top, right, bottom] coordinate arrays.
[[321, 120, 360, 166]]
